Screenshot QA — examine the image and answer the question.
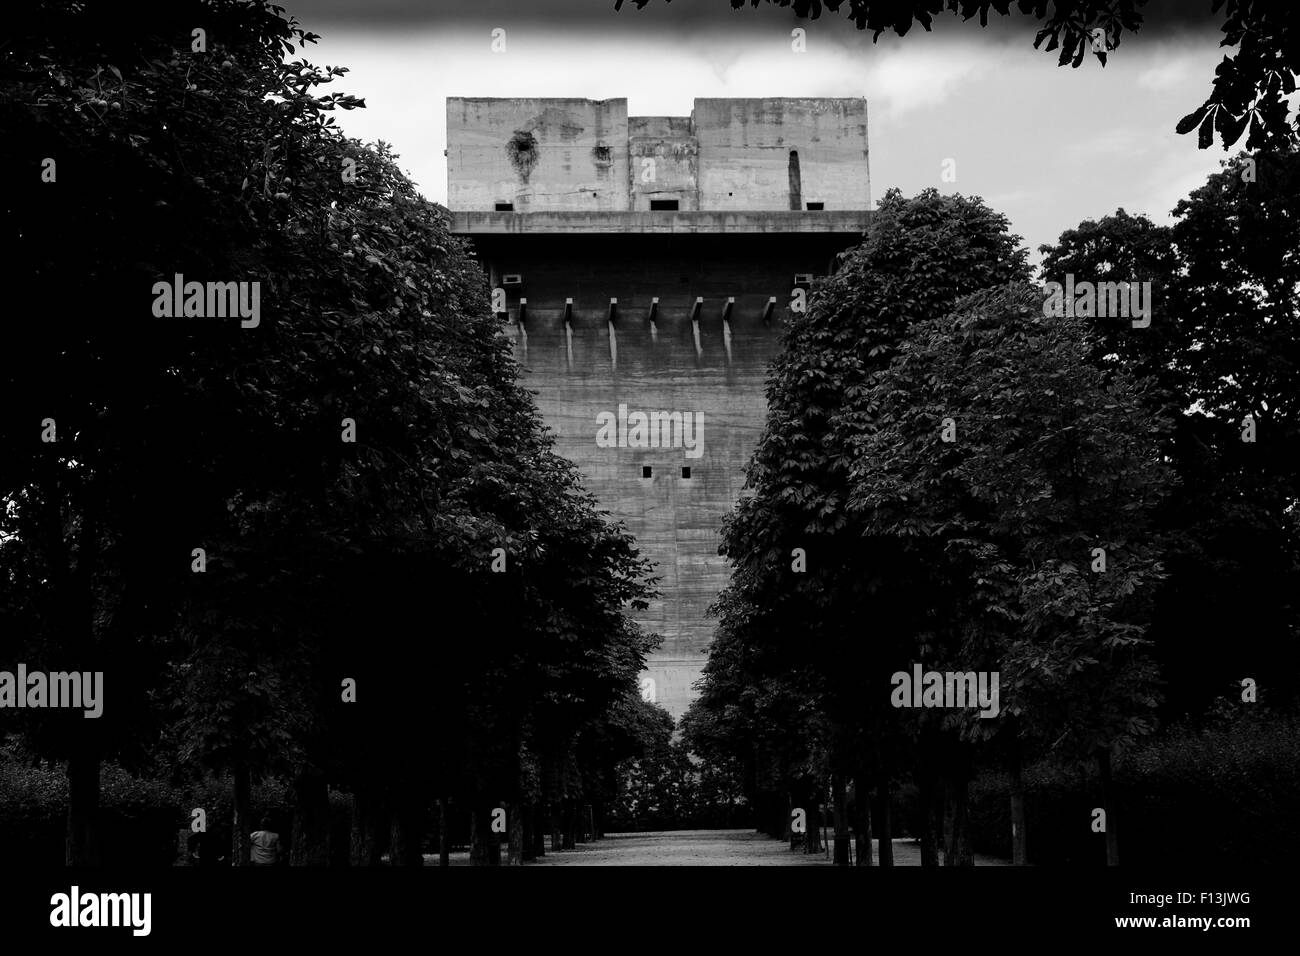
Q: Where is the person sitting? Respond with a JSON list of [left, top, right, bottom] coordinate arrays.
[[249, 817, 281, 866]]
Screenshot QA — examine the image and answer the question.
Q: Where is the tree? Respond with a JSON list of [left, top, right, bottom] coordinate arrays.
[[847, 282, 1175, 864], [2, 0, 348, 866], [1039, 152, 1300, 720], [685, 587, 833, 846], [696, 188, 1029, 863], [2, 0, 657, 868]]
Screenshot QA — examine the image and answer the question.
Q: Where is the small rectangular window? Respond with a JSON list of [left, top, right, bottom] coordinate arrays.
[[495, 202, 514, 212], [681, 466, 691, 479], [650, 199, 679, 211], [642, 466, 652, 478], [806, 202, 824, 210]]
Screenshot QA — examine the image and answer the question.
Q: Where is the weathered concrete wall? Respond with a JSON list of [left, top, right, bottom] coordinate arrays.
[[446, 97, 871, 718], [468, 232, 863, 717], [628, 116, 698, 211], [694, 98, 869, 211], [447, 98, 630, 211], [517, 307, 769, 715], [447, 97, 869, 214], [451, 209, 869, 236]]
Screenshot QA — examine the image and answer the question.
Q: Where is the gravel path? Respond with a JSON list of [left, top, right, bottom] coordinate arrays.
[[525, 829, 1011, 866]]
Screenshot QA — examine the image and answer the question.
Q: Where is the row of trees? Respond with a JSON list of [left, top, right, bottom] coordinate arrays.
[[1, 0, 663, 865], [685, 155, 1300, 864]]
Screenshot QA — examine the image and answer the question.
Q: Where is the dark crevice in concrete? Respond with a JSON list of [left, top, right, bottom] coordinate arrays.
[[507, 129, 539, 182]]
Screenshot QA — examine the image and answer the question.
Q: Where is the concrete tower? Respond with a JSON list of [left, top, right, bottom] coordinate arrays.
[[447, 97, 870, 718]]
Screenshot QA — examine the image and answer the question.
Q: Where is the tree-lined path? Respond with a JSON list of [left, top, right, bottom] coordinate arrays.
[[524, 831, 1010, 866], [6, 0, 1298, 876]]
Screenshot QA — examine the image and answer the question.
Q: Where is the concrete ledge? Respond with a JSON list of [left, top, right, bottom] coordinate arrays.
[[449, 209, 870, 236]]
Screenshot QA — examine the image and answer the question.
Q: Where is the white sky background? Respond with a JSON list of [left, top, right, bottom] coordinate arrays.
[[283, 0, 1239, 267]]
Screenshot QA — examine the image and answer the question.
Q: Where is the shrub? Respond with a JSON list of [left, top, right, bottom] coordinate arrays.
[[0, 748, 311, 866], [960, 711, 1300, 865]]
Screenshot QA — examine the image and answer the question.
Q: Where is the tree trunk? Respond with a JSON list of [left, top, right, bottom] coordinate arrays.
[[469, 808, 491, 866], [853, 774, 873, 866], [562, 801, 576, 850], [533, 804, 547, 859], [957, 792, 974, 866], [550, 803, 562, 852], [917, 766, 940, 867], [290, 770, 331, 866], [438, 798, 450, 868], [468, 810, 482, 865], [349, 787, 384, 866], [1009, 742, 1028, 866], [875, 781, 893, 867], [521, 803, 535, 862], [47, 459, 98, 868], [65, 746, 101, 866], [488, 824, 502, 864], [831, 772, 851, 865], [506, 801, 524, 866], [388, 790, 425, 867], [942, 775, 974, 867], [942, 779, 956, 864], [231, 764, 252, 866], [756, 791, 773, 836], [804, 786, 822, 855], [1098, 747, 1119, 866]]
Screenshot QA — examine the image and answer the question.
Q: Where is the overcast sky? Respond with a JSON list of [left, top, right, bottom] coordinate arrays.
[[280, 0, 1245, 264]]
